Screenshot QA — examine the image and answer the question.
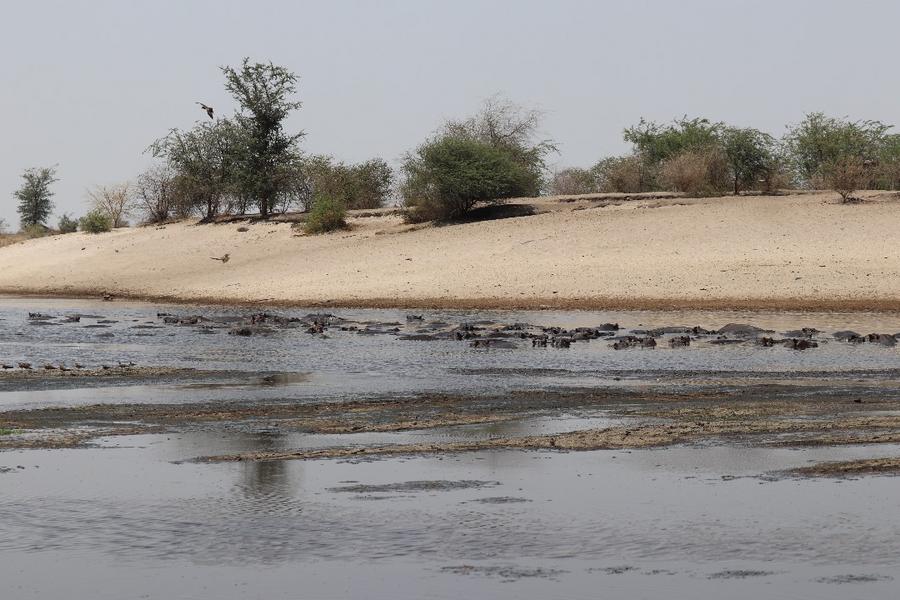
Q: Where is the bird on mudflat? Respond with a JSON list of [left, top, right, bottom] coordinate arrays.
[[196, 102, 214, 119]]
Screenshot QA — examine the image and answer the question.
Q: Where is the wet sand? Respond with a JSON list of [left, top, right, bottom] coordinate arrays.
[[5, 384, 900, 478]]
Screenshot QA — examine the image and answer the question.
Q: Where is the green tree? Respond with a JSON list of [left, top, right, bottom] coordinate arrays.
[[440, 95, 555, 196], [623, 117, 723, 165], [150, 120, 243, 220], [401, 136, 537, 221], [14, 166, 58, 228], [784, 112, 890, 186], [721, 127, 775, 194], [223, 58, 304, 218], [875, 133, 900, 190]]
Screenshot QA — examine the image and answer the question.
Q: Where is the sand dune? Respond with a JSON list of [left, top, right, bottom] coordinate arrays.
[[1, 191, 899, 310]]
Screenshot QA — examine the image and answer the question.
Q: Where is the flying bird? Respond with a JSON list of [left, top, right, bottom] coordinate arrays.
[[196, 102, 214, 119]]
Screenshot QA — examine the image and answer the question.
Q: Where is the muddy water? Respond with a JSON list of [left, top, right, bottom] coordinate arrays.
[[2, 297, 900, 598]]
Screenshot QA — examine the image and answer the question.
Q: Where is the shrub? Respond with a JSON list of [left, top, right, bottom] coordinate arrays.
[[402, 136, 537, 222], [22, 224, 49, 239], [784, 112, 888, 187], [440, 95, 555, 196], [593, 155, 654, 193], [134, 164, 178, 223], [305, 156, 393, 211], [87, 182, 131, 228], [548, 168, 598, 195], [57, 214, 78, 234], [304, 197, 347, 234], [659, 148, 730, 196], [79, 209, 113, 233], [825, 156, 870, 202], [759, 159, 795, 194]]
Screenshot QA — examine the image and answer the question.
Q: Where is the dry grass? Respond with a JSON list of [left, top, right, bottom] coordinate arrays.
[[0, 233, 26, 249]]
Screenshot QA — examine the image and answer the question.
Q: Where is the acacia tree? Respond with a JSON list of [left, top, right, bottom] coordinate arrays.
[[14, 166, 58, 229], [623, 117, 723, 166], [784, 113, 889, 187], [721, 127, 775, 194], [150, 120, 243, 220], [223, 59, 304, 218]]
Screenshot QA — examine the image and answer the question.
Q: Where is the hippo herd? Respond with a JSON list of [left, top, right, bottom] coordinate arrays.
[[4, 310, 900, 373], [141, 311, 900, 353]]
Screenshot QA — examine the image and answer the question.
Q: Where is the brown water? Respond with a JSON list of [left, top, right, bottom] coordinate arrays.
[[2, 297, 900, 598]]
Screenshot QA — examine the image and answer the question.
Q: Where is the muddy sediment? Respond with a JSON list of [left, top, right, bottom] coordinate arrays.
[[789, 457, 900, 477], [6, 363, 900, 468]]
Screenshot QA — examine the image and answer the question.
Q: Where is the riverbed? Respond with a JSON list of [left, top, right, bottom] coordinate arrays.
[[2, 297, 900, 598]]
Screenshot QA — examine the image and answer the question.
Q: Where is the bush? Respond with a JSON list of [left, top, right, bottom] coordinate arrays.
[[79, 209, 113, 233], [548, 168, 598, 195], [305, 156, 393, 211], [784, 113, 888, 187], [304, 197, 347, 234], [659, 148, 730, 196], [22, 224, 49, 239], [759, 156, 795, 194], [593, 155, 654, 193], [825, 156, 870, 202], [401, 136, 538, 222], [57, 214, 78, 234]]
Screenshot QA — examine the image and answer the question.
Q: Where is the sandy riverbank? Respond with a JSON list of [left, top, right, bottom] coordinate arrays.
[[2, 191, 900, 310]]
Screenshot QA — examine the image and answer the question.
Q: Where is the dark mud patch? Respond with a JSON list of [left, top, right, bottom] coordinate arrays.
[[328, 480, 500, 494], [708, 569, 777, 579], [588, 565, 638, 575], [815, 573, 894, 584], [440, 564, 566, 582], [468, 496, 532, 504]]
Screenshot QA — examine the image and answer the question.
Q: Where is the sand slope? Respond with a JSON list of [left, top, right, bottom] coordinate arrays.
[[1, 192, 899, 310]]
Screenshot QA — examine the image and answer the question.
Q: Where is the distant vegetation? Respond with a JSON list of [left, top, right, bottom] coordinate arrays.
[[148, 59, 393, 224], [550, 113, 900, 203], [8, 59, 900, 232]]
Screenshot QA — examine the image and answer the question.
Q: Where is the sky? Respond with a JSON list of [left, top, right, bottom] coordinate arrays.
[[2, 0, 900, 228]]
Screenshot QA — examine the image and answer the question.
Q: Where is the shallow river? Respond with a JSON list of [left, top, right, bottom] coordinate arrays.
[[2, 297, 900, 598]]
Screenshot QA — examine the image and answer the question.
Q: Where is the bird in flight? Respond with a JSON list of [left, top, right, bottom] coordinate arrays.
[[196, 102, 214, 119]]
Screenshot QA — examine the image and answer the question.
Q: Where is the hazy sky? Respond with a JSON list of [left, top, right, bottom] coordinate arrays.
[[2, 0, 899, 227]]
